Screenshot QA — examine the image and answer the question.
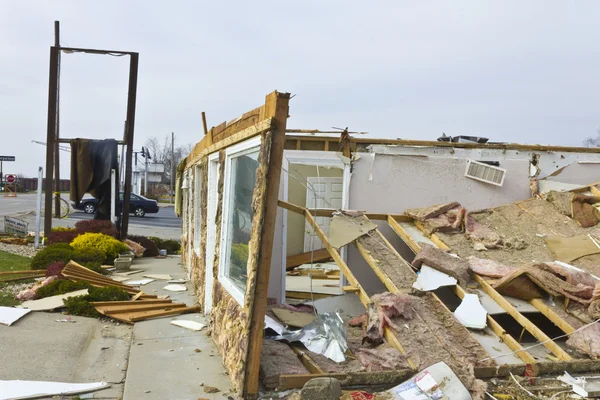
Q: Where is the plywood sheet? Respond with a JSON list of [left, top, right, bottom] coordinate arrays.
[[19, 290, 89, 311]]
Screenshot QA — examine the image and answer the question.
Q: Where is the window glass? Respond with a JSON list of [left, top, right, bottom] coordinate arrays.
[[223, 150, 259, 293]]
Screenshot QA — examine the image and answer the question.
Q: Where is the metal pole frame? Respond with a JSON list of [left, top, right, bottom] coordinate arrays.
[[44, 46, 59, 237]]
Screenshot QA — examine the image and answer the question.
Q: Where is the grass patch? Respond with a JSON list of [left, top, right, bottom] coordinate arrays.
[[0, 250, 31, 273], [0, 282, 20, 307]]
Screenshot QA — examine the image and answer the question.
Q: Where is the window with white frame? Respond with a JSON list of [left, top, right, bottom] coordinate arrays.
[[219, 138, 261, 303], [193, 165, 202, 253]]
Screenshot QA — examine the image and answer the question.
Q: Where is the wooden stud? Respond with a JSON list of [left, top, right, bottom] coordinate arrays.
[[296, 139, 302, 150], [354, 239, 402, 294], [590, 185, 600, 197], [275, 370, 413, 391], [286, 248, 331, 270], [128, 305, 201, 322], [0, 270, 48, 276], [392, 218, 537, 364], [131, 291, 144, 301], [342, 285, 360, 293], [290, 344, 325, 374], [285, 291, 334, 300], [97, 303, 186, 315], [277, 200, 409, 221], [323, 141, 329, 151], [91, 299, 172, 306], [475, 275, 572, 361], [244, 92, 290, 398], [529, 298, 576, 334]]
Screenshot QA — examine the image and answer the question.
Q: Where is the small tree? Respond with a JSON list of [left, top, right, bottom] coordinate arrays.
[[583, 127, 600, 147]]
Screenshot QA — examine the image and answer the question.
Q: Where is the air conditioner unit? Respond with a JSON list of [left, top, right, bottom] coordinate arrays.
[[465, 160, 506, 187]]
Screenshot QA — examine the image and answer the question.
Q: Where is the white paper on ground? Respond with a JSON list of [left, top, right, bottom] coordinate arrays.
[[143, 274, 172, 280], [112, 269, 144, 276], [454, 294, 487, 330], [163, 284, 187, 292], [0, 380, 108, 400], [124, 278, 155, 286], [170, 320, 205, 331], [19, 290, 89, 312], [388, 361, 470, 400], [412, 265, 457, 291], [0, 307, 31, 326]]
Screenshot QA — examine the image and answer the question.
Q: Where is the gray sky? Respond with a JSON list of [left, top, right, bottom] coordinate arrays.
[[2, 1, 600, 177]]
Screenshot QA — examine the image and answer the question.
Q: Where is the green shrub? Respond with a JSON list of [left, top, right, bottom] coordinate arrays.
[[127, 235, 159, 257], [71, 233, 128, 265], [150, 237, 181, 255], [31, 244, 76, 270], [62, 286, 130, 318], [36, 279, 91, 299]]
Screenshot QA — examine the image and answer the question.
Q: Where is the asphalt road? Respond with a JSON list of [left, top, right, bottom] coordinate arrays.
[[69, 207, 182, 229], [0, 193, 181, 229]]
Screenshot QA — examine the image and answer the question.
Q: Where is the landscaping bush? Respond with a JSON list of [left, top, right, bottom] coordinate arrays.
[[45, 261, 66, 277], [127, 235, 159, 257], [48, 228, 78, 245], [36, 279, 91, 299], [75, 220, 118, 238], [71, 233, 128, 265], [31, 243, 76, 270], [150, 237, 181, 255], [62, 286, 130, 318]]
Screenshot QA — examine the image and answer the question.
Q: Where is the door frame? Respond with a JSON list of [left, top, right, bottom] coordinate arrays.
[[281, 150, 351, 300], [204, 152, 220, 314], [303, 176, 344, 253]]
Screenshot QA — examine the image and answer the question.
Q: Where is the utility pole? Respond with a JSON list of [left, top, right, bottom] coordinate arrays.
[[53, 20, 61, 218], [144, 147, 149, 196], [170, 132, 174, 204]]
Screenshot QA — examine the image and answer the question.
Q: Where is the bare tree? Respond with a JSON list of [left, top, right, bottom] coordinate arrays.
[[144, 134, 192, 184], [583, 127, 600, 147]]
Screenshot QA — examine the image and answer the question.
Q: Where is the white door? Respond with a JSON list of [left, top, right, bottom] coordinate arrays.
[[304, 177, 344, 252], [204, 158, 219, 314]]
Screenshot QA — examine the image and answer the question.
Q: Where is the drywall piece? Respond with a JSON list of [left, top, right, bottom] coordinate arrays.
[[19, 290, 89, 312], [285, 275, 340, 295], [167, 279, 188, 284], [109, 276, 131, 282], [412, 265, 457, 291], [538, 180, 585, 194], [271, 307, 315, 328], [0, 307, 31, 326], [143, 274, 172, 280], [0, 380, 108, 400], [328, 214, 377, 249], [113, 269, 144, 276], [124, 278, 155, 286], [163, 284, 187, 292], [454, 294, 487, 330], [170, 319, 205, 331]]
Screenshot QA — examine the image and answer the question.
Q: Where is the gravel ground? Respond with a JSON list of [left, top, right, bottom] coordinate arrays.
[[0, 243, 37, 258]]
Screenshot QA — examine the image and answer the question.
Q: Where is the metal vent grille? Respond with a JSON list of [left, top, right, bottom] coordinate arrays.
[[465, 160, 506, 186]]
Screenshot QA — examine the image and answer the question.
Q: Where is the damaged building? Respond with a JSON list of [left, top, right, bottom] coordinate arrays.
[[178, 90, 600, 398]]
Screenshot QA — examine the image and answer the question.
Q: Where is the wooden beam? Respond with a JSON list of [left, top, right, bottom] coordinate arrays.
[[529, 298, 576, 334], [201, 111, 208, 136], [275, 369, 413, 391], [342, 285, 360, 293], [285, 291, 334, 300], [128, 305, 200, 322], [391, 218, 536, 364], [290, 344, 324, 374], [186, 117, 273, 169], [286, 248, 331, 270], [590, 185, 600, 197], [0, 270, 48, 276], [475, 275, 572, 361], [277, 200, 410, 221], [244, 92, 290, 398], [387, 216, 421, 253], [96, 303, 185, 315], [91, 299, 172, 306], [355, 238, 402, 294]]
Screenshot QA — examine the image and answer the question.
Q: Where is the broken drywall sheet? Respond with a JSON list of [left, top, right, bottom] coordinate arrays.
[[0, 380, 108, 400], [387, 361, 471, 400], [328, 214, 377, 249], [170, 320, 206, 331], [412, 265, 457, 291], [0, 307, 31, 326], [19, 289, 89, 312], [143, 274, 172, 280], [272, 307, 315, 328], [163, 284, 187, 292], [124, 278, 155, 286], [454, 294, 487, 330]]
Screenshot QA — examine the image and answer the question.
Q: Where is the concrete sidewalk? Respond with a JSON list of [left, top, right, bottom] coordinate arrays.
[[121, 256, 233, 400]]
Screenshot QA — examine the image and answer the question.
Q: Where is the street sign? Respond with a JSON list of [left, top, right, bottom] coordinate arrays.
[[5, 175, 15, 183], [4, 216, 28, 237], [0, 156, 15, 162]]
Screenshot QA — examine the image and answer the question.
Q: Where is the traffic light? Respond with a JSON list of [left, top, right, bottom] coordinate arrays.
[[141, 147, 146, 158]]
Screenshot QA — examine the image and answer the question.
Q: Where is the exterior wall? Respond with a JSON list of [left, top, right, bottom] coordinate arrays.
[[347, 154, 531, 293], [544, 163, 600, 185]]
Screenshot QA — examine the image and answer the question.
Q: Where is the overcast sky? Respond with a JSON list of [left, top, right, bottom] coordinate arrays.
[[2, 1, 600, 177]]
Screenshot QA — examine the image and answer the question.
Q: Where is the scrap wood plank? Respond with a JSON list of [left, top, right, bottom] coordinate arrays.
[[91, 299, 172, 306], [0, 270, 46, 276], [275, 369, 413, 391], [475, 359, 600, 379], [129, 305, 200, 322], [286, 248, 331, 270], [279, 200, 417, 371], [96, 303, 185, 315], [290, 344, 324, 374], [388, 216, 537, 365]]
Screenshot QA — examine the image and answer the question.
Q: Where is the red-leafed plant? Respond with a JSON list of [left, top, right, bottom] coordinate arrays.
[[75, 220, 118, 238], [48, 228, 79, 245], [45, 261, 66, 277]]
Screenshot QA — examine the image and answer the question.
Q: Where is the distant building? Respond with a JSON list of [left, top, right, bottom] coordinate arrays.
[[132, 163, 164, 195]]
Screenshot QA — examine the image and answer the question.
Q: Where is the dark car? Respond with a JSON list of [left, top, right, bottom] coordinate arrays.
[[73, 192, 159, 217]]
